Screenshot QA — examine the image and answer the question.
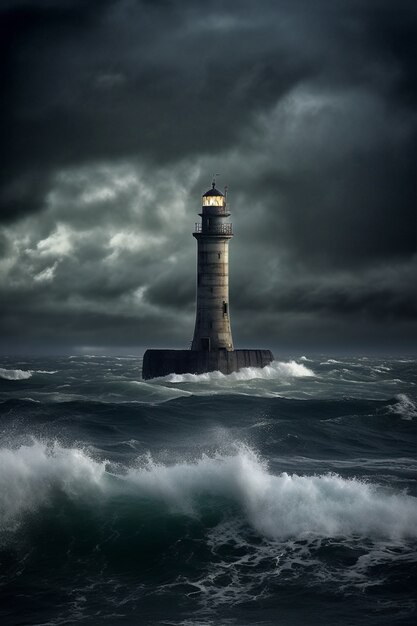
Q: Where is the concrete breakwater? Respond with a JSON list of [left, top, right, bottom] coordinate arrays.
[[142, 349, 274, 380]]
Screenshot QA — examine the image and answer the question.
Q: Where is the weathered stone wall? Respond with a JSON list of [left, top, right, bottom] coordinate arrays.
[[142, 349, 274, 380], [191, 236, 233, 351]]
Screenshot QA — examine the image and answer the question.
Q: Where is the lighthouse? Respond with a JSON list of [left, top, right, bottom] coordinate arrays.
[[142, 181, 274, 379], [191, 181, 233, 352]]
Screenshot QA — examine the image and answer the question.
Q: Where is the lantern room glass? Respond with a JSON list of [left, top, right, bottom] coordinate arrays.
[[202, 195, 224, 207]]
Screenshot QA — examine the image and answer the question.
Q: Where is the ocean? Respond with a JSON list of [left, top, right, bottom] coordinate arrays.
[[0, 355, 416, 626]]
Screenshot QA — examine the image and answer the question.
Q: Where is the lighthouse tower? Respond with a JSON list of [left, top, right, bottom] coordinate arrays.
[[191, 181, 233, 352], [141, 180, 274, 379]]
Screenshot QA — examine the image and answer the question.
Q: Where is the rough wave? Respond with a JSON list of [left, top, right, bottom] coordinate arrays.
[[0, 440, 105, 528], [389, 394, 417, 420], [0, 367, 32, 380], [1, 441, 416, 541], [163, 360, 315, 384]]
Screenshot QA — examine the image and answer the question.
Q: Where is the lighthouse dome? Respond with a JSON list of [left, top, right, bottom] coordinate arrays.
[[203, 187, 224, 197]]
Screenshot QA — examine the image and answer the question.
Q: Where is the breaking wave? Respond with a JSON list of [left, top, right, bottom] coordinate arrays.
[[0, 368, 57, 381], [389, 394, 417, 420], [0, 367, 32, 381], [163, 360, 315, 383], [1, 440, 416, 541]]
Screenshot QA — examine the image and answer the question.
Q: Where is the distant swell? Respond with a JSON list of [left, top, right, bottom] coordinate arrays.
[[1, 441, 416, 542], [163, 360, 315, 383]]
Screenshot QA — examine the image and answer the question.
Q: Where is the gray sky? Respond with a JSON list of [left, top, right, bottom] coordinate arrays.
[[0, 0, 416, 355]]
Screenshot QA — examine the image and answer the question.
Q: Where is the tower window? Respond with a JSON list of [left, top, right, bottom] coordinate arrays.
[[218, 252, 221, 259], [223, 302, 228, 315]]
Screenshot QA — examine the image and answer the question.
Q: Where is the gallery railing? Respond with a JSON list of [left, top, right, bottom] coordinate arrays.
[[194, 223, 233, 235]]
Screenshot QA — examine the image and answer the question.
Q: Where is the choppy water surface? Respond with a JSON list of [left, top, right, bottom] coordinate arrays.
[[0, 355, 416, 625]]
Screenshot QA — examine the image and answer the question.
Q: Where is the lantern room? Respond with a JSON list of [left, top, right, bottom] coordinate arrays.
[[202, 183, 225, 207]]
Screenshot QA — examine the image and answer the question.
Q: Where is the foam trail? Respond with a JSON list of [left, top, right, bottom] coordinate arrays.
[[0, 367, 32, 380], [163, 360, 315, 383], [1, 441, 416, 541]]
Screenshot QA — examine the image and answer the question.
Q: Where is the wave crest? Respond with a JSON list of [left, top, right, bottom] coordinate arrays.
[[389, 394, 417, 420], [1, 441, 416, 542], [0, 441, 106, 528], [164, 360, 315, 383], [0, 367, 32, 381]]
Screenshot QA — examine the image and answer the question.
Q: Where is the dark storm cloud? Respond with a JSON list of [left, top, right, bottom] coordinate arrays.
[[0, 0, 416, 352], [2, 1, 415, 210], [0, 0, 116, 221], [235, 261, 417, 320], [250, 137, 416, 265], [0, 0, 350, 218]]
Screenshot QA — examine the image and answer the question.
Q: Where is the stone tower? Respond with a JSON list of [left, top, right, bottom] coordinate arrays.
[[141, 180, 274, 379], [191, 182, 233, 352]]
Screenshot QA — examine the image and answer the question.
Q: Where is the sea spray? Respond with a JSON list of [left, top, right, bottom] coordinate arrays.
[[1, 440, 416, 541], [162, 360, 315, 383], [0, 354, 416, 625], [125, 446, 417, 540], [389, 394, 417, 420], [0, 368, 32, 381], [0, 440, 107, 529]]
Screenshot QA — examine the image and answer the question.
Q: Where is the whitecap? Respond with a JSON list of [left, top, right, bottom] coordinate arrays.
[[161, 360, 315, 384], [0, 440, 107, 528], [388, 394, 417, 420], [124, 447, 416, 541], [321, 359, 343, 365], [1, 441, 416, 542], [0, 368, 32, 381]]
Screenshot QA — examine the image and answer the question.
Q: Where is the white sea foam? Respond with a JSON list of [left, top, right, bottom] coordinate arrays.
[[0, 368, 32, 381], [0, 368, 57, 380], [0, 441, 106, 528], [322, 359, 343, 365], [389, 394, 417, 420], [126, 448, 417, 540], [163, 360, 315, 384], [1, 441, 416, 542]]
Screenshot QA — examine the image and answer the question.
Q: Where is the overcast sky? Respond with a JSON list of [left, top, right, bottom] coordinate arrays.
[[0, 0, 416, 355]]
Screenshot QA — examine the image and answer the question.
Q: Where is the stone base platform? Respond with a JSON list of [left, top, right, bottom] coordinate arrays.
[[142, 349, 274, 380]]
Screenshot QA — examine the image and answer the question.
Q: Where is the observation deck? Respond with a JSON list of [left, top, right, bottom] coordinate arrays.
[[194, 223, 233, 235]]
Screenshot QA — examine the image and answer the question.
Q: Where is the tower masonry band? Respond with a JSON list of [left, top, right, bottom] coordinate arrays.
[[142, 182, 274, 379]]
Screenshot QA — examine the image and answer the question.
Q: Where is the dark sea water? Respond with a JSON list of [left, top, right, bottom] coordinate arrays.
[[0, 355, 416, 626]]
